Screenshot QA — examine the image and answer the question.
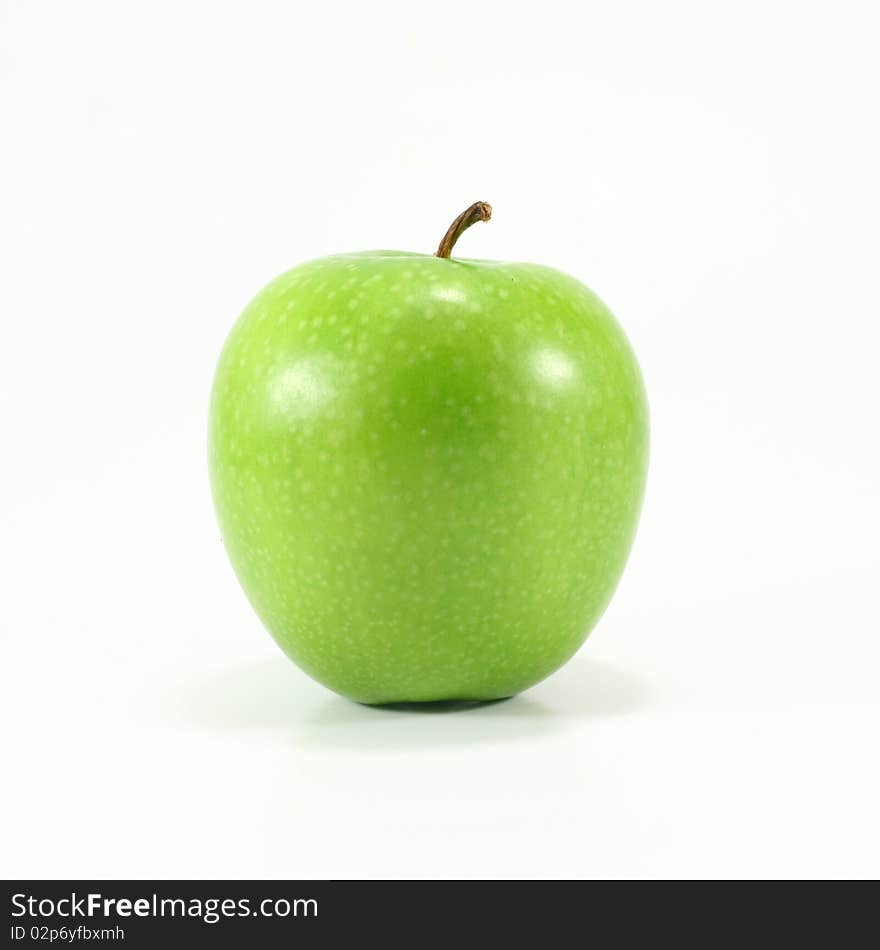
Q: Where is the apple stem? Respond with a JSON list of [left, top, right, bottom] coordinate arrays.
[[435, 202, 492, 258]]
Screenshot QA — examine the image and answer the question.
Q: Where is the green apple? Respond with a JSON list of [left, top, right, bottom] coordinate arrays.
[[209, 203, 648, 704]]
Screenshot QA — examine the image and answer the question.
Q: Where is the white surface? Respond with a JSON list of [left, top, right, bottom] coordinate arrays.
[[2, 0, 879, 879]]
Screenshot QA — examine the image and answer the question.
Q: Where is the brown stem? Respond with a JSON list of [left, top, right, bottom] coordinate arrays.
[[434, 201, 492, 258]]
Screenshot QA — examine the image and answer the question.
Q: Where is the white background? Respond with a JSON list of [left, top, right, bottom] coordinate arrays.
[[2, 0, 879, 879]]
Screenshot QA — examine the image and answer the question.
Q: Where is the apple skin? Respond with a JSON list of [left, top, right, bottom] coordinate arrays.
[[209, 251, 648, 703]]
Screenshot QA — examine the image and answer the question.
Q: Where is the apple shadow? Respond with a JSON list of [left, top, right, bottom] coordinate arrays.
[[172, 654, 652, 749]]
